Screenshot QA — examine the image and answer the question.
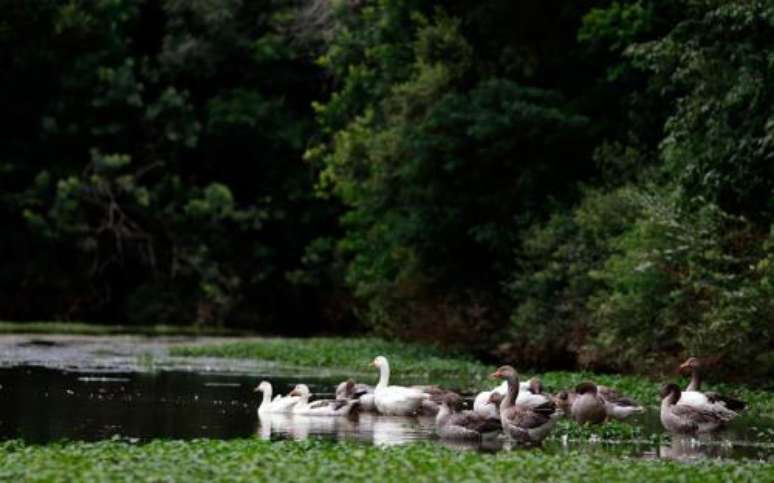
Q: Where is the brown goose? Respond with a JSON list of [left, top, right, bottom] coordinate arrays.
[[570, 382, 607, 425], [660, 383, 736, 434], [490, 365, 559, 444], [677, 357, 746, 411], [435, 393, 501, 440], [552, 389, 576, 416]]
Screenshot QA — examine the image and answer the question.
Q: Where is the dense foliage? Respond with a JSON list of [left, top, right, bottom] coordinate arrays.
[[1, 1, 771, 378]]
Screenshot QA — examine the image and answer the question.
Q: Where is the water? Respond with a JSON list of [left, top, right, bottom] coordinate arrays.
[[0, 335, 772, 462]]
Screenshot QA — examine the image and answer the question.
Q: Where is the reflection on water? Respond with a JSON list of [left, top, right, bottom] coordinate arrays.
[[0, 365, 771, 462]]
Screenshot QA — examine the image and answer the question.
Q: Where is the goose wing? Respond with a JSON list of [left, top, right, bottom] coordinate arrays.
[[308, 399, 349, 411], [671, 403, 734, 423], [507, 408, 551, 430], [705, 391, 746, 412]]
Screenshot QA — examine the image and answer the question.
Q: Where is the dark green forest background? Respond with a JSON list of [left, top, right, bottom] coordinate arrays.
[[1, 0, 772, 378]]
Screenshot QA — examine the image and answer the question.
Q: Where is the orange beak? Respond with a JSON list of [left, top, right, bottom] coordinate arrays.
[[488, 370, 501, 380], [677, 362, 691, 373]]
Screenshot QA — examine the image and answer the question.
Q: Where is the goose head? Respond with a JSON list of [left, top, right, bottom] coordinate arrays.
[[660, 383, 681, 405], [574, 381, 598, 396], [288, 384, 311, 398], [371, 356, 388, 368], [489, 365, 518, 381], [553, 390, 574, 411], [254, 380, 271, 393], [678, 357, 701, 374]]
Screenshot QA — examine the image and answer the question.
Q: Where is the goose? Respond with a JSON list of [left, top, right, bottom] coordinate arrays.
[[677, 357, 746, 411], [288, 384, 359, 416], [597, 385, 645, 420], [552, 389, 576, 416], [490, 365, 560, 444], [336, 379, 376, 412], [570, 382, 607, 425], [418, 385, 461, 416], [435, 393, 501, 440], [371, 356, 428, 416], [473, 377, 547, 419], [660, 383, 736, 434], [254, 380, 300, 414]]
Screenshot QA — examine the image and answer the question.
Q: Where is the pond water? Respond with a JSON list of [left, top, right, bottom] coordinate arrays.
[[0, 336, 772, 462]]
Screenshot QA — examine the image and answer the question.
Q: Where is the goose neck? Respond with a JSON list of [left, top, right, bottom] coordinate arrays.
[[436, 404, 451, 426], [501, 376, 520, 411], [376, 362, 390, 389], [686, 367, 701, 392], [259, 386, 272, 411]]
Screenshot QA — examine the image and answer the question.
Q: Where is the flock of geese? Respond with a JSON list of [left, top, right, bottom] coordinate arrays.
[[255, 355, 746, 444]]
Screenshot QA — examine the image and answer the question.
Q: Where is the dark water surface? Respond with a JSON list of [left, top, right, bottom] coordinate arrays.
[[1, 365, 772, 462]]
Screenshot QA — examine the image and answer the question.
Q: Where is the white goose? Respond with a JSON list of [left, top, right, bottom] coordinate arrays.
[[254, 380, 300, 414], [288, 384, 358, 416], [371, 355, 427, 416]]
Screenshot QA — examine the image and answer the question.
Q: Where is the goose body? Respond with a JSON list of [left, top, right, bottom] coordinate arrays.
[[435, 394, 501, 440], [371, 356, 427, 416], [490, 366, 559, 444], [597, 385, 645, 420], [289, 384, 358, 416], [255, 381, 300, 414], [677, 357, 746, 412], [571, 382, 607, 425], [660, 383, 736, 434]]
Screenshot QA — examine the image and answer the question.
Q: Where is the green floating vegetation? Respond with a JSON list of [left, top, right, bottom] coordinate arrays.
[[0, 439, 771, 483], [171, 337, 774, 417]]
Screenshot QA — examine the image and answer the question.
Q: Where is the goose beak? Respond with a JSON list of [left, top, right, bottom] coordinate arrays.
[[677, 362, 690, 373], [488, 370, 501, 380], [253, 386, 260, 392], [288, 389, 298, 397]]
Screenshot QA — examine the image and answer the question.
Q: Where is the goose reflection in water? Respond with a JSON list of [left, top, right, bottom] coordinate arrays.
[[658, 433, 734, 461], [258, 413, 357, 441], [358, 413, 435, 447], [257, 412, 437, 447]]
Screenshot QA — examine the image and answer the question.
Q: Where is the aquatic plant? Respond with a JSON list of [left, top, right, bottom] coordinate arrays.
[[0, 439, 770, 482]]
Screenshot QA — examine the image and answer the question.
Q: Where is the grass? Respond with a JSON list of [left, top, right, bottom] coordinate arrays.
[[0, 321, 244, 337], [0, 439, 771, 483], [171, 337, 774, 417]]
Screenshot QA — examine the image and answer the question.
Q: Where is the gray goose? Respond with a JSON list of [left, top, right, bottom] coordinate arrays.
[[660, 383, 736, 434], [677, 357, 746, 411], [435, 393, 501, 440], [490, 365, 560, 444], [570, 382, 607, 425]]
